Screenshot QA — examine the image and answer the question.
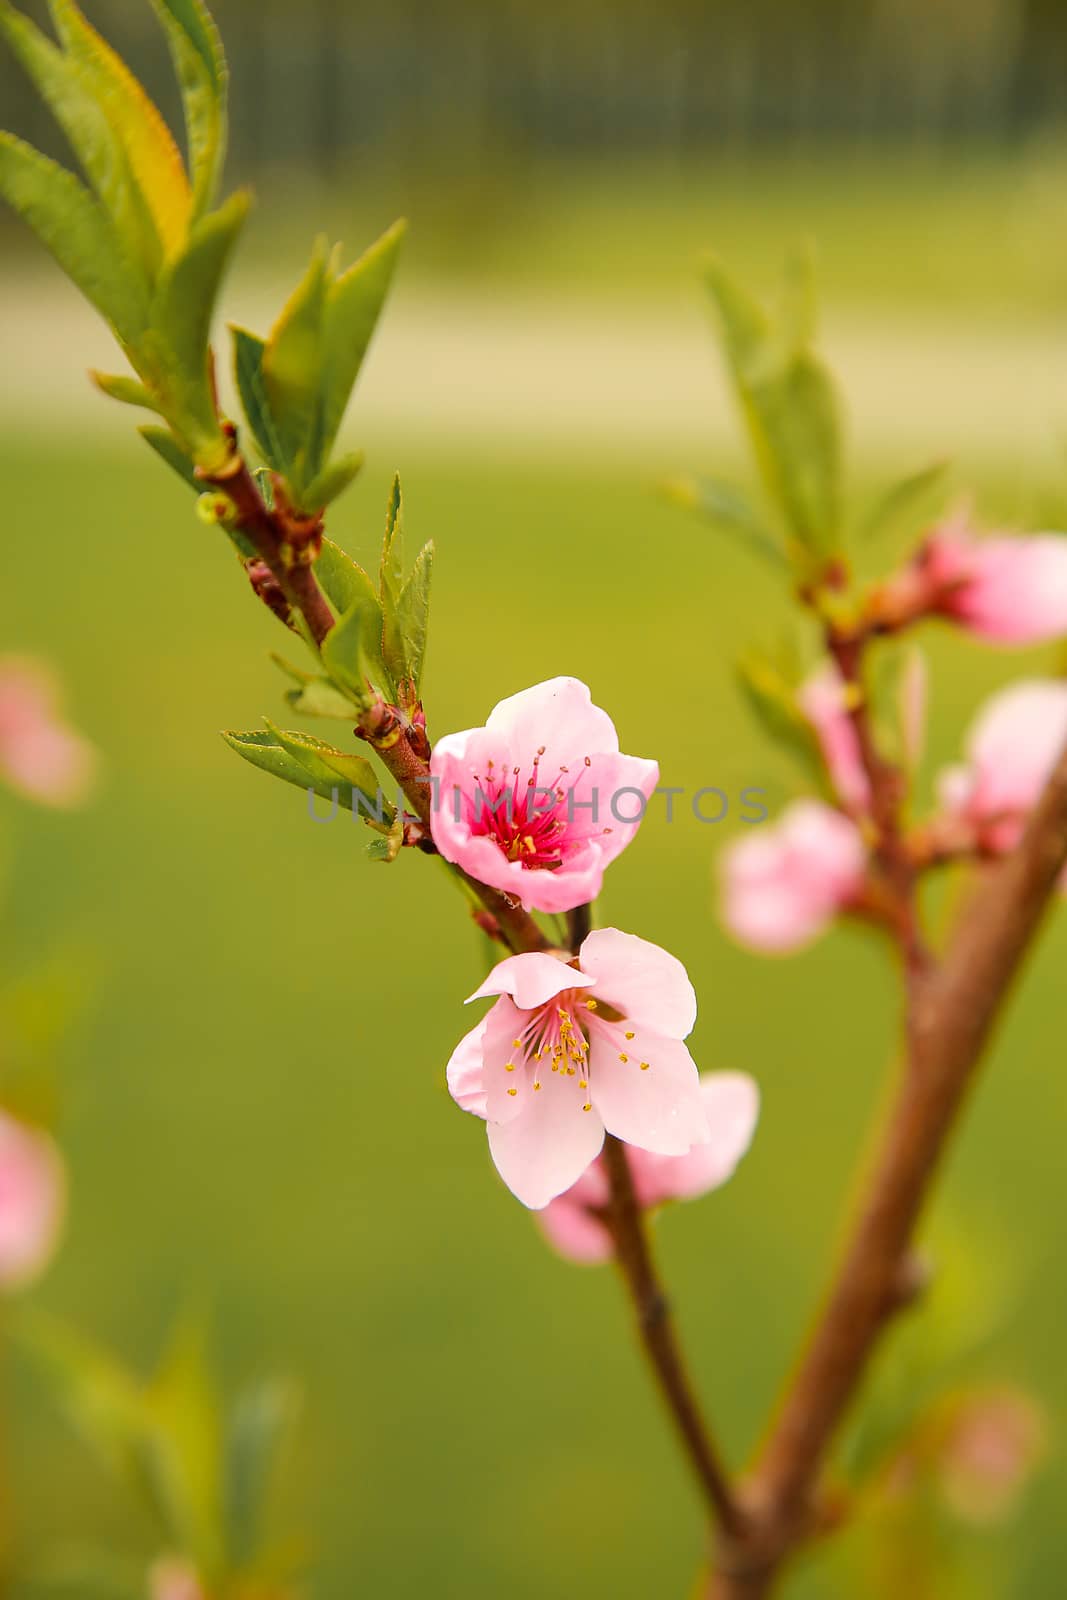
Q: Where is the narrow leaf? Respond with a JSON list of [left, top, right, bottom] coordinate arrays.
[[150, 188, 250, 458], [379, 472, 404, 604], [222, 728, 384, 814], [321, 595, 387, 705], [0, 131, 147, 345], [148, 0, 227, 219], [231, 324, 285, 470], [301, 450, 364, 511], [395, 539, 434, 690], [0, 0, 160, 281], [284, 679, 359, 719], [90, 370, 161, 412], [858, 459, 951, 548], [144, 1316, 223, 1573], [319, 218, 406, 459], [263, 238, 329, 491], [314, 537, 377, 618], [226, 1379, 298, 1569], [47, 0, 191, 255], [663, 475, 785, 568], [139, 424, 199, 490], [736, 653, 827, 788]]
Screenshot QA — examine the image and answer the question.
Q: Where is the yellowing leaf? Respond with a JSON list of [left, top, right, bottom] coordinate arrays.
[[48, 0, 191, 257], [148, 0, 227, 219]]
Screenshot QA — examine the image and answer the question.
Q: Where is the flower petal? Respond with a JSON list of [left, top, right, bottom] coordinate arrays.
[[480, 996, 533, 1124], [578, 928, 697, 1038], [445, 1018, 489, 1117], [485, 677, 619, 765], [589, 1025, 707, 1156], [537, 1193, 614, 1264], [634, 1072, 760, 1205], [487, 1069, 605, 1209], [467, 952, 592, 1009]]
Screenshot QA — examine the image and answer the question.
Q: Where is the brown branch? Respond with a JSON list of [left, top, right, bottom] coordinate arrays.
[[602, 1135, 745, 1538], [709, 737, 1067, 1595]]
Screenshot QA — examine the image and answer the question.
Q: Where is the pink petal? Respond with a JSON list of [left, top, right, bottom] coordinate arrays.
[[949, 535, 1067, 644], [0, 657, 97, 809], [0, 1113, 65, 1290], [446, 1018, 490, 1118], [798, 664, 870, 812], [467, 951, 592, 1010], [578, 928, 697, 1038], [588, 1024, 708, 1156], [634, 1072, 760, 1205], [487, 1069, 605, 1209], [578, 751, 660, 867], [479, 997, 533, 1124], [537, 1193, 614, 1264], [965, 680, 1067, 823], [721, 800, 866, 954], [484, 677, 619, 765]]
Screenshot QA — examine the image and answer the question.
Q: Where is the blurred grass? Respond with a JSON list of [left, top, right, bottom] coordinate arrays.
[[2, 433, 1067, 1597]]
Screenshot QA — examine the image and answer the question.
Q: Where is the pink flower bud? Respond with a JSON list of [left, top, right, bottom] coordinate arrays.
[[721, 800, 867, 953], [919, 515, 1067, 644], [537, 1072, 759, 1263], [0, 1110, 65, 1291], [937, 679, 1067, 856], [798, 663, 870, 812], [0, 656, 97, 809], [429, 678, 658, 914]]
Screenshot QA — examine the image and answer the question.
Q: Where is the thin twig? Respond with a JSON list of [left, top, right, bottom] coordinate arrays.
[[602, 1135, 745, 1538]]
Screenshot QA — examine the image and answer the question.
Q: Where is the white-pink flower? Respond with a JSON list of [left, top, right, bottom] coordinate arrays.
[[537, 1071, 759, 1263], [0, 656, 97, 809], [721, 799, 867, 953], [798, 663, 870, 812], [429, 678, 658, 914], [937, 679, 1067, 855], [447, 929, 709, 1209], [922, 517, 1067, 644], [0, 1110, 65, 1291]]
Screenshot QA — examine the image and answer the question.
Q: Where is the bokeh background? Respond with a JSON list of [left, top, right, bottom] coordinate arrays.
[[3, 1, 1067, 1595]]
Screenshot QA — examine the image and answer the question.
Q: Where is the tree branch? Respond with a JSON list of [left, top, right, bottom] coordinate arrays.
[[709, 737, 1067, 1594]]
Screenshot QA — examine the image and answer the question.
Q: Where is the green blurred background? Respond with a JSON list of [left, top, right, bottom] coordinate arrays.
[[4, 1, 1067, 1595]]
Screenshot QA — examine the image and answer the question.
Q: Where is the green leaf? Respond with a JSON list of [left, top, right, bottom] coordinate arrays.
[[89, 369, 161, 412], [284, 679, 360, 720], [144, 1315, 224, 1575], [231, 324, 286, 470], [47, 0, 191, 257], [263, 237, 330, 492], [0, 131, 147, 346], [318, 218, 406, 460], [663, 474, 785, 568], [149, 187, 250, 461], [222, 728, 384, 815], [226, 1379, 298, 1569], [314, 537, 378, 619], [148, 0, 227, 220], [139, 424, 200, 490], [705, 255, 843, 567], [858, 458, 951, 548], [394, 539, 434, 690], [366, 810, 404, 863], [321, 594, 387, 706], [301, 450, 365, 511], [776, 239, 818, 353], [736, 652, 826, 789], [0, 0, 160, 283]]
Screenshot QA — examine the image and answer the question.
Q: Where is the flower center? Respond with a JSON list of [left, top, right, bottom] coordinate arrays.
[[469, 751, 608, 871]]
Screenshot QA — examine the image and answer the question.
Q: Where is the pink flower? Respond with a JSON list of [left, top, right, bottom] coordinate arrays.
[[937, 1389, 1046, 1526], [446, 929, 709, 1209], [429, 678, 658, 914], [0, 656, 97, 808], [920, 516, 1067, 644], [149, 1559, 206, 1600], [937, 679, 1067, 855], [0, 1110, 65, 1291], [537, 1071, 759, 1263], [721, 800, 867, 953], [798, 663, 870, 812]]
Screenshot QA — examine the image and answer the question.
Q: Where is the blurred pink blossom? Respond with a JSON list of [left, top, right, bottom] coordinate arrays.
[[936, 679, 1067, 857], [721, 800, 867, 953], [937, 1388, 1046, 1525], [447, 929, 709, 1209], [887, 513, 1067, 644], [538, 1071, 759, 1263], [798, 663, 870, 812], [429, 677, 658, 913], [0, 1109, 65, 1291], [148, 1558, 206, 1600], [0, 656, 97, 808]]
